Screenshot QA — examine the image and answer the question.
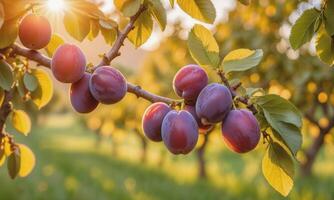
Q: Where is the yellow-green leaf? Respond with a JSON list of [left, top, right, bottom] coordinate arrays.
[[0, 59, 14, 91], [0, 19, 18, 49], [262, 142, 294, 197], [30, 69, 53, 109], [324, 0, 334, 36], [289, 8, 320, 50], [88, 20, 100, 41], [149, 0, 167, 31], [64, 12, 90, 41], [169, 0, 174, 8], [11, 109, 31, 136], [100, 27, 117, 46], [316, 29, 334, 66], [0, 147, 5, 167], [45, 34, 64, 57], [187, 24, 220, 68], [0, 88, 4, 105], [0, 2, 4, 28], [114, 0, 141, 17], [18, 144, 35, 177], [222, 49, 263, 73], [128, 10, 153, 48], [177, 0, 216, 24], [7, 149, 20, 179]]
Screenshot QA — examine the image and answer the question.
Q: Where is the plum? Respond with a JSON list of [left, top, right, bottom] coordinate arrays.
[[222, 109, 260, 153], [19, 14, 51, 50], [51, 44, 86, 83], [89, 66, 127, 104], [142, 102, 172, 142], [196, 83, 232, 124], [70, 73, 99, 113], [173, 64, 208, 104], [161, 110, 199, 155], [184, 105, 213, 133]]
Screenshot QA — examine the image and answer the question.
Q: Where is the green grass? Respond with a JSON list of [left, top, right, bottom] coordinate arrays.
[[0, 116, 333, 200]]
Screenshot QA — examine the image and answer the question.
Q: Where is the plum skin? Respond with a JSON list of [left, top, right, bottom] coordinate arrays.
[[51, 44, 86, 83], [173, 64, 208, 104], [70, 73, 99, 113], [184, 105, 213, 133], [142, 103, 172, 142], [161, 110, 199, 155], [89, 66, 127, 104], [19, 14, 52, 50], [222, 109, 260, 153], [196, 83, 233, 124]]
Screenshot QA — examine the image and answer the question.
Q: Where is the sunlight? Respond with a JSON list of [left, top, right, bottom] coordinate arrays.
[[46, 0, 66, 13]]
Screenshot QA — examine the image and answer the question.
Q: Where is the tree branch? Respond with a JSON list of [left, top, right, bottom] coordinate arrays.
[[95, 5, 147, 68], [0, 90, 14, 133]]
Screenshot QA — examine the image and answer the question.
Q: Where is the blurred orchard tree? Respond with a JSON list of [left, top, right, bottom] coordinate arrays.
[[0, 0, 331, 197]]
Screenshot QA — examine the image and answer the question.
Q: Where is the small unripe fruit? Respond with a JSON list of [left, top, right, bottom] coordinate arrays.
[[51, 44, 86, 83], [142, 102, 172, 142], [222, 109, 260, 153], [70, 73, 99, 113], [196, 83, 233, 124], [162, 110, 199, 155], [19, 14, 51, 50], [89, 66, 127, 104], [184, 105, 213, 133], [173, 65, 208, 104]]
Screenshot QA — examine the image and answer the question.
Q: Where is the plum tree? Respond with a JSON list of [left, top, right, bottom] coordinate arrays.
[[222, 109, 260, 153], [51, 44, 86, 83], [161, 110, 199, 155], [89, 66, 127, 104], [18, 14, 51, 50], [173, 65, 208, 105], [142, 102, 172, 142], [196, 83, 233, 124], [184, 105, 212, 133], [70, 73, 99, 113]]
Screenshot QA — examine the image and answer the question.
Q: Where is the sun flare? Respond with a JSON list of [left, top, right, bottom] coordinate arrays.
[[46, 0, 66, 13]]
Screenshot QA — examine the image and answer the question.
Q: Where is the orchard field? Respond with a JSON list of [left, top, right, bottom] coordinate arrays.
[[0, 116, 333, 200], [1, 0, 334, 200]]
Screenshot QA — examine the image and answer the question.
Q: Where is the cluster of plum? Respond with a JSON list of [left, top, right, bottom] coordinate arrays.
[[142, 65, 261, 155], [18, 14, 127, 113]]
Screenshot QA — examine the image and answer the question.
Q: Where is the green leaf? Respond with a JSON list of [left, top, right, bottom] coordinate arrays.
[[149, 0, 167, 31], [64, 12, 90, 41], [222, 49, 263, 73], [128, 10, 153, 48], [315, 29, 334, 66], [0, 19, 18, 49], [114, 0, 141, 17], [7, 149, 21, 179], [187, 24, 220, 68], [169, 0, 175, 8], [289, 8, 320, 49], [238, 0, 250, 5], [324, 0, 334, 36], [16, 71, 26, 98], [11, 109, 31, 136], [45, 34, 64, 57], [262, 142, 294, 197], [256, 94, 303, 155], [0, 2, 4, 29], [23, 73, 38, 92], [177, 0, 216, 24], [30, 69, 53, 109], [0, 59, 14, 91]]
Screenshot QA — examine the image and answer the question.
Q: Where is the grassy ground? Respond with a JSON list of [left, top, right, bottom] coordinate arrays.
[[0, 115, 333, 200]]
